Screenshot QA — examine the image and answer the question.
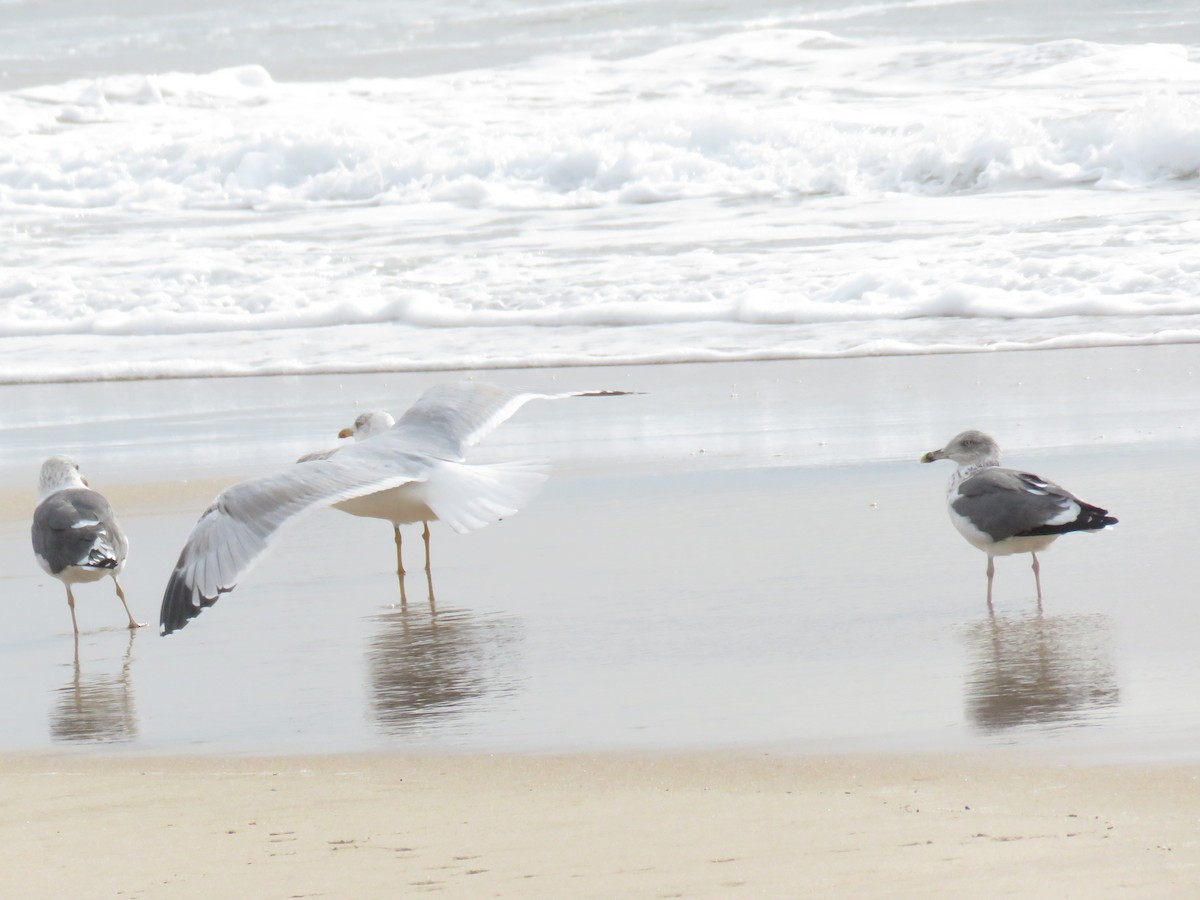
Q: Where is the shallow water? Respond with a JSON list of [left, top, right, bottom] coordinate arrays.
[[2, 349, 1199, 760]]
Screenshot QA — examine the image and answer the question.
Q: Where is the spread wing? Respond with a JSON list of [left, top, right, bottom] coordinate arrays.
[[160, 448, 434, 635], [385, 382, 633, 461]]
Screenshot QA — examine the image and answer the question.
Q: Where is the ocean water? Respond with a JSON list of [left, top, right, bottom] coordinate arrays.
[[3, 1, 1200, 382]]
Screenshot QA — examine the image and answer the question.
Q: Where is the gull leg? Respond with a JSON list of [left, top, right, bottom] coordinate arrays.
[[985, 555, 995, 608], [1031, 552, 1043, 604], [65, 584, 79, 636], [113, 575, 146, 629], [393, 525, 406, 576], [422, 522, 436, 609]]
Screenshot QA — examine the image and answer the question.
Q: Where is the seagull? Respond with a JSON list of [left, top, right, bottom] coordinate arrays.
[[920, 430, 1117, 605], [31, 455, 145, 634], [160, 381, 632, 635]]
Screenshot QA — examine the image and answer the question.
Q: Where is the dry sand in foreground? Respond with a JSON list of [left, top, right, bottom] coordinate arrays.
[[4, 751, 1198, 898]]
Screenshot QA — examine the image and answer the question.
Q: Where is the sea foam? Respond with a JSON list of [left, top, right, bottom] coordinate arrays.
[[3, 22, 1200, 382]]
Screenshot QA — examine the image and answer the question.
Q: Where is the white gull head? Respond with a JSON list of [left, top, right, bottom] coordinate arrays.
[[337, 410, 396, 441], [38, 455, 88, 498], [920, 430, 1001, 469]]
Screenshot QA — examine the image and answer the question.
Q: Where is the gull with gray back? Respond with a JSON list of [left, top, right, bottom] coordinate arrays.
[[32, 455, 144, 635], [921, 430, 1117, 605]]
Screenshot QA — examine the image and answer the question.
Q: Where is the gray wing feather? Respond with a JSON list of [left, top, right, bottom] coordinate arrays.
[[32, 489, 126, 574], [953, 468, 1077, 541]]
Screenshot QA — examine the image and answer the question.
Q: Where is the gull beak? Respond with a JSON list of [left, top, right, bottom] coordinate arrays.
[[920, 449, 946, 464], [82, 477, 90, 486], [337, 427, 354, 439]]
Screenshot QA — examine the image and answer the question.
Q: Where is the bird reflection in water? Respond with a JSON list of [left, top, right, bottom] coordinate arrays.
[[50, 630, 139, 744], [963, 611, 1119, 734], [367, 572, 523, 736]]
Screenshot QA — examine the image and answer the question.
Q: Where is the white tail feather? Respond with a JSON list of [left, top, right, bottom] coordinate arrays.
[[423, 459, 550, 533]]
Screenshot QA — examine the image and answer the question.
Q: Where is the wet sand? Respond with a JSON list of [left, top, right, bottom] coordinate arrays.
[[3, 347, 1200, 756], [2, 347, 1200, 893]]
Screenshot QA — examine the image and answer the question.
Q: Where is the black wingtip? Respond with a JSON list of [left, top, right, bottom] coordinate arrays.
[[159, 567, 222, 636], [1081, 504, 1118, 532], [1019, 503, 1118, 538], [86, 549, 120, 570]]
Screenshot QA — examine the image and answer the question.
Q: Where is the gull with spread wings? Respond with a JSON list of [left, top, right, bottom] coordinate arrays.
[[160, 382, 630, 635]]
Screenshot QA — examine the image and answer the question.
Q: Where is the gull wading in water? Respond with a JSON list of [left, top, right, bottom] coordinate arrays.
[[31, 456, 145, 635], [921, 430, 1117, 605], [160, 382, 632, 635]]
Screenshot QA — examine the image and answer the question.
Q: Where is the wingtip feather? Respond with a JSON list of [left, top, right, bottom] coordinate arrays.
[[159, 562, 225, 635]]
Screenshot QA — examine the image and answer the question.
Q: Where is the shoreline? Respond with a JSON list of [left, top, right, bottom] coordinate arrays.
[[4, 331, 1200, 387]]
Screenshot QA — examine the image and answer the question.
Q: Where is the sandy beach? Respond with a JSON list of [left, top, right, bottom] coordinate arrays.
[[3, 346, 1200, 895], [4, 750, 1199, 898]]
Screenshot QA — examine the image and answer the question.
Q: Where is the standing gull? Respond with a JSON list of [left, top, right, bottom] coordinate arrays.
[[921, 430, 1117, 604], [161, 382, 632, 635], [31, 455, 144, 634]]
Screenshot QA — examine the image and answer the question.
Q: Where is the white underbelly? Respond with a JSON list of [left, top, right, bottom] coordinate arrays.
[[988, 534, 1059, 556], [948, 509, 1058, 556], [54, 563, 118, 585], [333, 483, 436, 525]]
